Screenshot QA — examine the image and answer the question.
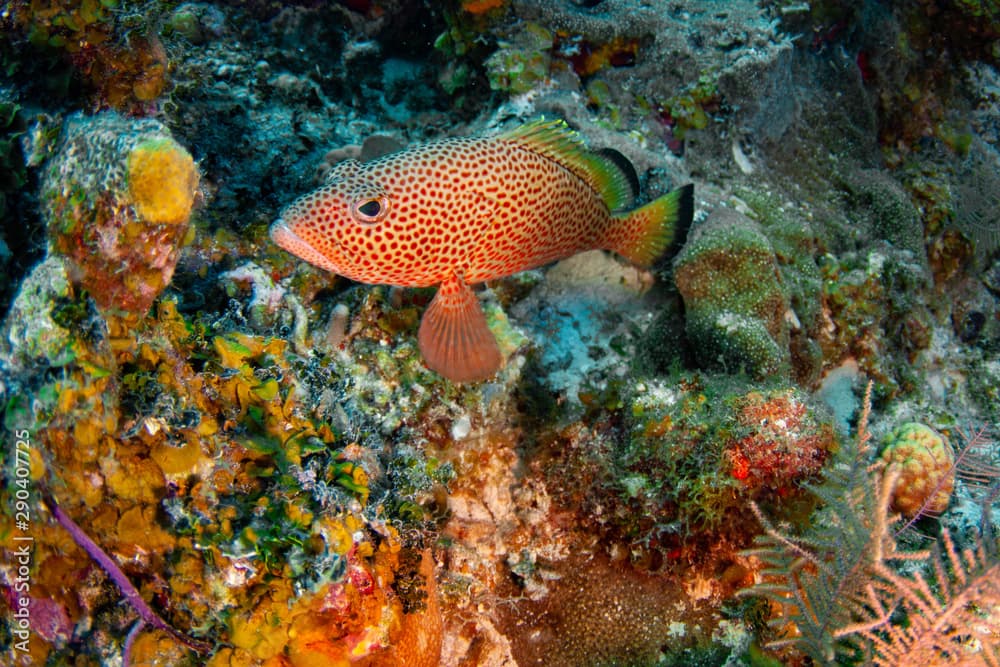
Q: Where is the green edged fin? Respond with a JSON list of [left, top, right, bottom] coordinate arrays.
[[499, 119, 636, 211], [611, 183, 694, 267]]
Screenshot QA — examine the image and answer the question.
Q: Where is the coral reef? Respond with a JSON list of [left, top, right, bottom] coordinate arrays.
[[484, 22, 554, 95], [744, 387, 1000, 666], [496, 553, 721, 666], [1, 0, 999, 665], [0, 97, 45, 318], [6, 0, 169, 113], [42, 112, 199, 317]]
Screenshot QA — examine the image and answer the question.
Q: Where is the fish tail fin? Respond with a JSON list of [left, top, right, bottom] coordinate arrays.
[[609, 183, 694, 267]]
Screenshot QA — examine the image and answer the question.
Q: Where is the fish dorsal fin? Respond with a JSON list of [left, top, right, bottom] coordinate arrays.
[[594, 147, 639, 206], [499, 119, 636, 211]]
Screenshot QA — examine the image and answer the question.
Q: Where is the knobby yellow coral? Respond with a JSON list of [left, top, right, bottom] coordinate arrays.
[[43, 113, 201, 315], [879, 422, 955, 517], [127, 137, 199, 225]]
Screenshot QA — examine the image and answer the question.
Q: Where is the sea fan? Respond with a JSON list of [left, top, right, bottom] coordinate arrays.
[[743, 383, 886, 663]]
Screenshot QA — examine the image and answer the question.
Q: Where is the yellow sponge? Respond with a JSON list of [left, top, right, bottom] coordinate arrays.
[[127, 137, 198, 225]]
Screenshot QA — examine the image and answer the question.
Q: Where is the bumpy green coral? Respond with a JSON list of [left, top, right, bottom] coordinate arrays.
[[736, 189, 826, 385], [841, 169, 924, 255], [674, 207, 791, 379]]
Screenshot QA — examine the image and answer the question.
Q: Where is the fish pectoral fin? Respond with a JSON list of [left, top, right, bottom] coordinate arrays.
[[418, 276, 502, 383]]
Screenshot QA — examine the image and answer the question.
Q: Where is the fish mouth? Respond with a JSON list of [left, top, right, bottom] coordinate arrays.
[[269, 218, 344, 274], [269, 218, 297, 249]]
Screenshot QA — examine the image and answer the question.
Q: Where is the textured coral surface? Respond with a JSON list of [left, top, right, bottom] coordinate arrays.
[[879, 422, 956, 517]]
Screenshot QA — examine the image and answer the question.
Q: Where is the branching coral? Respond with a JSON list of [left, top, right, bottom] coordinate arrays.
[[837, 522, 1000, 667]]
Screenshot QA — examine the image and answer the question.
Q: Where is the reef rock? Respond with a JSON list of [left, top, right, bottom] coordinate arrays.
[[42, 112, 199, 317]]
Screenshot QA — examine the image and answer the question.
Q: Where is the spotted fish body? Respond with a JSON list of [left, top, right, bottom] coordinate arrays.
[[272, 120, 694, 383]]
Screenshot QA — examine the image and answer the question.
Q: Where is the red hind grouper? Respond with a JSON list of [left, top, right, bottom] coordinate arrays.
[[271, 120, 694, 383]]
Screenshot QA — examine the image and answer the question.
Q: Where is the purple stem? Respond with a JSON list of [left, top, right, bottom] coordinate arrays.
[[123, 619, 145, 666], [42, 494, 212, 655]]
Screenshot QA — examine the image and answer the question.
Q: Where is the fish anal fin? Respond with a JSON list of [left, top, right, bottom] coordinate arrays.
[[418, 275, 502, 383]]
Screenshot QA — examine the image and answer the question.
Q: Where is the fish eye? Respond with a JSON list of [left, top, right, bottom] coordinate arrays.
[[358, 200, 381, 217], [350, 195, 389, 224]]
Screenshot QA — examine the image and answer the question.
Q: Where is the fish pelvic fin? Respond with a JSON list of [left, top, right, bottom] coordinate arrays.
[[418, 274, 503, 383], [610, 183, 694, 268]]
